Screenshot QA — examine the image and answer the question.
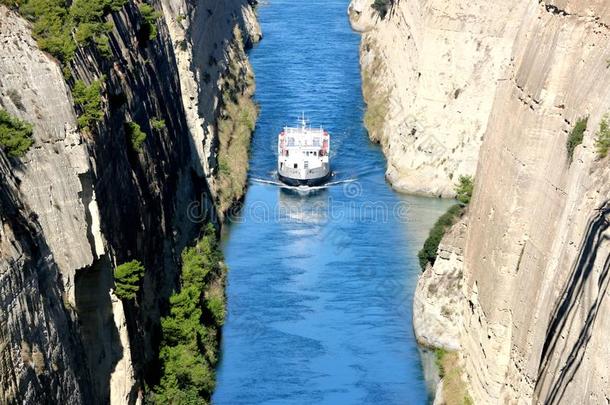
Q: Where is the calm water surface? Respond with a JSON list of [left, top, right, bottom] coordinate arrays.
[[213, 1, 452, 404]]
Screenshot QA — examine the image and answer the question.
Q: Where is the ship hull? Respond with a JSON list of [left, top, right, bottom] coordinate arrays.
[[278, 171, 331, 187]]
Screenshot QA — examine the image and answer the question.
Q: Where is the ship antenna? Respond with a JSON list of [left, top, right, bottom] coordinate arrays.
[[301, 112, 306, 128]]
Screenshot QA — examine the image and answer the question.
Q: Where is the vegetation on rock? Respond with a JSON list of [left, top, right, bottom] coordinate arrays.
[[216, 28, 258, 214], [150, 118, 166, 131], [114, 260, 145, 300], [125, 121, 147, 151], [72, 79, 104, 129], [434, 349, 473, 405], [153, 224, 226, 404], [0, 109, 34, 158], [418, 204, 463, 270], [138, 3, 162, 41], [595, 115, 610, 158], [566, 117, 588, 163], [454, 175, 473, 205], [15, 0, 127, 62]]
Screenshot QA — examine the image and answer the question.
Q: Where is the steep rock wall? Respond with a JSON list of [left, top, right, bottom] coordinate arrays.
[[460, 1, 610, 403], [408, 0, 610, 404], [0, 1, 259, 403], [348, 0, 528, 197], [413, 217, 466, 351]]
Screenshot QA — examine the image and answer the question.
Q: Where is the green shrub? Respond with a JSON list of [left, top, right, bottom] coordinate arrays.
[[595, 115, 610, 158], [15, 0, 126, 61], [114, 260, 145, 300], [138, 3, 162, 40], [434, 348, 447, 378], [566, 116, 588, 162], [206, 295, 225, 326], [150, 118, 166, 131], [19, 0, 75, 61], [72, 79, 104, 129], [125, 121, 147, 150], [154, 224, 226, 403], [0, 0, 22, 6], [418, 204, 463, 270], [0, 109, 34, 158], [372, 0, 393, 18], [454, 175, 473, 205]]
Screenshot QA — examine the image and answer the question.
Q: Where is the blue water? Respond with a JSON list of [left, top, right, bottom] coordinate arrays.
[[213, 1, 453, 404]]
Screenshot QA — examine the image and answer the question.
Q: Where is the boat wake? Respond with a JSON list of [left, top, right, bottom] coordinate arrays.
[[250, 176, 356, 192]]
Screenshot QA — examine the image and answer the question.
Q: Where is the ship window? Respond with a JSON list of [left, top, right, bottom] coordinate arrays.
[[280, 162, 283, 169], [294, 163, 298, 169]]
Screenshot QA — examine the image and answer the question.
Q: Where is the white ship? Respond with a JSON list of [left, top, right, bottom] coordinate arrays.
[[277, 116, 331, 186]]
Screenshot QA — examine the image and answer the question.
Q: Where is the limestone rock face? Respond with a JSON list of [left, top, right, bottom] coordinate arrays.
[[413, 217, 466, 351], [407, 0, 610, 403], [460, 2, 610, 403], [0, 12, 96, 403], [0, 1, 259, 403], [349, 0, 528, 197]]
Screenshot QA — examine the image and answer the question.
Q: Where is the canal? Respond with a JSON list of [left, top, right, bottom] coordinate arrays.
[[213, 1, 453, 403]]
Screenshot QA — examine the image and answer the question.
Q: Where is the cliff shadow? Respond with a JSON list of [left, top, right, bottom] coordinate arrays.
[[74, 255, 124, 404], [534, 200, 610, 404]]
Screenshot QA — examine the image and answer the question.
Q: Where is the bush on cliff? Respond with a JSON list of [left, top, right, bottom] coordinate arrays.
[[15, 0, 127, 61], [595, 115, 610, 158], [72, 79, 105, 129], [114, 260, 145, 300], [418, 204, 463, 270], [138, 3, 162, 41], [125, 121, 147, 151], [0, 109, 34, 158], [154, 224, 227, 404], [19, 0, 76, 62], [454, 175, 473, 205], [150, 118, 166, 131], [566, 116, 588, 163]]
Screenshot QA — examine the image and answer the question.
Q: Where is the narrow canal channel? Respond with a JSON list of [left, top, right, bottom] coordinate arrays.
[[213, 1, 453, 403]]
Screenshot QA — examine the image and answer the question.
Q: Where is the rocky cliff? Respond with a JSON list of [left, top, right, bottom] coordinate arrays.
[[0, 1, 259, 403], [348, 0, 528, 197], [459, 2, 610, 402], [349, 0, 610, 404]]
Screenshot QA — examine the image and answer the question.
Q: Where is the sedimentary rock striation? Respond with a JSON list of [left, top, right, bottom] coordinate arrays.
[[356, 0, 610, 403], [459, 2, 610, 402], [0, 1, 259, 403]]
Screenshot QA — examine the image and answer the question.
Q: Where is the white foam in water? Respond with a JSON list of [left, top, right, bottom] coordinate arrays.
[[250, 175, 356, 192]]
